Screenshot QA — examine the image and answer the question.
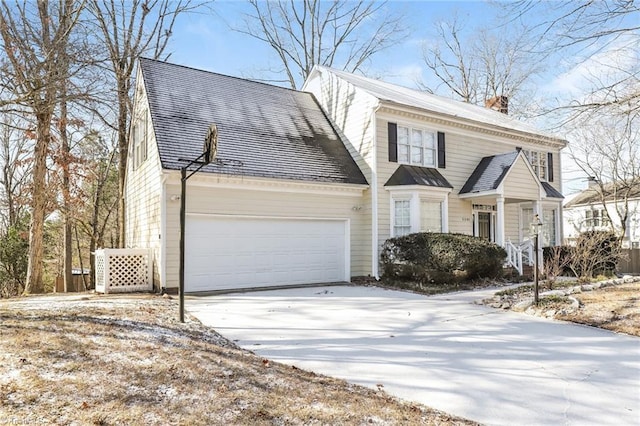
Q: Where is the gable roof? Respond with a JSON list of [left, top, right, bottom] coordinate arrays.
[[459, 151, 520, 194], [565, 180, 640, 207], [384, 165, 453, 188], [308, 66, 566, 145], [139, 58, 367, 185]]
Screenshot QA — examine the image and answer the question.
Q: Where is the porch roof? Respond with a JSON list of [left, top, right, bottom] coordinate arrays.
[[459, 151, 519, 194]]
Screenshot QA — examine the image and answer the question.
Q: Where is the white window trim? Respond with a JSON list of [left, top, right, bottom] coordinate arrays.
[[387, 186, 451, 237], [523, 149, 550, 182], [397, 124, 437, 168]]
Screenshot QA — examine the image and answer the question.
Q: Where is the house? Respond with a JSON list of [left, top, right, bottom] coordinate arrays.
[[564, 180, 640, 248], [125, 58, 567, 293]]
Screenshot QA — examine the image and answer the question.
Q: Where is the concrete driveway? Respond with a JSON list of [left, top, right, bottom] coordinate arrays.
[[187, 285, 640, 426]]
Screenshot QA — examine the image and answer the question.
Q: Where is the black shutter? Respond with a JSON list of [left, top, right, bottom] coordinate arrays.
[[388, 122, 397, 162], [547, 152, 554, 182], [437, 132, 446, 168]]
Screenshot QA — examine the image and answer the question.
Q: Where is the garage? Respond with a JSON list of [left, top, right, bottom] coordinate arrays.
[[184, 215, 348, 292]]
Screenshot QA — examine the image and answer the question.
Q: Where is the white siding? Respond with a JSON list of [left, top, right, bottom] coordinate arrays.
[[305, 69, 377, 275], [124, 69, 163, 287], [162, 180, 368, 289], [502, 158, 541, 201]]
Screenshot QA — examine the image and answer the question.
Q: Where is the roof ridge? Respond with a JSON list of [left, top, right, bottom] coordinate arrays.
[[139, 57, 304, 95]]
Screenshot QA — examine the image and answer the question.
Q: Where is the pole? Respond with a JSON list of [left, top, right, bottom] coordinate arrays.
[[534, 232, 539, 306], [179, 167, 186, 322]]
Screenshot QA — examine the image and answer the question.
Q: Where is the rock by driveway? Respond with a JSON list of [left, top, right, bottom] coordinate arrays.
[[187, 285, 640, 426]]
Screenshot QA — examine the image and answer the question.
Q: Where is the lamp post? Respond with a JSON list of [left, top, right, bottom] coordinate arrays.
[[530, 214, 543, 305]]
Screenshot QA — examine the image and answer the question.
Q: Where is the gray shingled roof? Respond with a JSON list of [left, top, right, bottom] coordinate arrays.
[[140, 58, 367, 185], [384, 165, 453, 188], [310, 67, 567, 145], [541, 182, 564, 199], [459, 151, 519, 194]]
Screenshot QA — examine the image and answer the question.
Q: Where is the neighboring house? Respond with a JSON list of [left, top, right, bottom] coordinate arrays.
[[125, 58, 567, 293], [563, 181, 640, 248]]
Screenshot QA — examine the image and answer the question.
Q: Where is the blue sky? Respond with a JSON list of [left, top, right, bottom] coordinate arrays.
[[169, 1, 499, 87]]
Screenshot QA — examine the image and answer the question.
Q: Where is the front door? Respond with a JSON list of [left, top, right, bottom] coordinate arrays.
[[478, 212, 492, 241]]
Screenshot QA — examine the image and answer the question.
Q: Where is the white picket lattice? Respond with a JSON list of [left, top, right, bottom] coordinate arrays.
[[94, 248, 153, 294]]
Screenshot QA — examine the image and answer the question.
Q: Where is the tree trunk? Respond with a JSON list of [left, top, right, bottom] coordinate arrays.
[[60, 98, 73, 293], [24, 112, 51, 294], [117, 74, 128, 248]]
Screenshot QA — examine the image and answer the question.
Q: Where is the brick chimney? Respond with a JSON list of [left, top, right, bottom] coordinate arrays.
[[485, 95, 508, 114]]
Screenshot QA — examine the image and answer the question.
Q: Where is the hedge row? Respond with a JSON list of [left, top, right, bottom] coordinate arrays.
[[380, 232, 507, 284]]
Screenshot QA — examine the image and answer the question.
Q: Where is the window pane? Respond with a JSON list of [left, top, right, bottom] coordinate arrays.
[[399, 144, 409, 163], [411, 146, 423, 164], [398, 127, 409, 163], [398, 127, 409, 144], [424, 149, 435, 166], [542, 209, 556, 246], [522, 208, 534, 234], [394, 200, 411, 237], [420, 201, 441, 232], [424, 132, 435, 149], [411, 129, 423, 146], [539, 155, 547, 180]]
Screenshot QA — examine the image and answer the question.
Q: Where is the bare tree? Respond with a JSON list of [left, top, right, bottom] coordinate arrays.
[[0, 115, 32, 230], [569, 114, 639, 244], [238, 0, 407, 89], [87, 0, 197, 248], [420, 16, 477, 103], [73, 130, 119, 288], [0, 0, 83, 294], [420, 14, 544, 116], [503, 1, 640, 122]]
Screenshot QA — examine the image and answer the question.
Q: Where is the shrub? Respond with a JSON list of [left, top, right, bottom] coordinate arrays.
[[380, 233, 507, 284], [570, 230, 620, 281]]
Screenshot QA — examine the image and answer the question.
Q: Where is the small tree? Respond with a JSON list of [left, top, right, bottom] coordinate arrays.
[[543, 245, 572, 289]]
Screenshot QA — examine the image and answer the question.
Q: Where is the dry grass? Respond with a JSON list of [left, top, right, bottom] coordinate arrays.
[[487, 279, 640, 337], [0, 294, 476, 425], [556, 282, 640, 337]]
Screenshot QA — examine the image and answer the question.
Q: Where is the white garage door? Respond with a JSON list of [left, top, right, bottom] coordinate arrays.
[[185, 216, 348, 292]]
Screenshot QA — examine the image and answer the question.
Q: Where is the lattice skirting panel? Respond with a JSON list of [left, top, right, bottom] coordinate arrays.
[[94, 248, 153, 294]]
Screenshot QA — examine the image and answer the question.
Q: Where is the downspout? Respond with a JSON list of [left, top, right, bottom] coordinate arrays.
[[160, 173, 168, 292], [371, 103, 381, 279]]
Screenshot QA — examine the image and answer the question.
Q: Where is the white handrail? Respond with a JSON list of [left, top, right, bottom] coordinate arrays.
[[518, 240, 535, 266], [505, 239, 523, 275]]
